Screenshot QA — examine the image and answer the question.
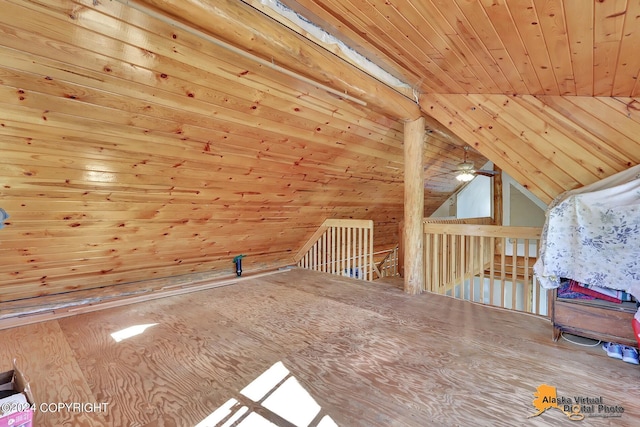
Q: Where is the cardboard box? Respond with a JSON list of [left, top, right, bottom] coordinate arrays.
[[0, 361, 34, 427]]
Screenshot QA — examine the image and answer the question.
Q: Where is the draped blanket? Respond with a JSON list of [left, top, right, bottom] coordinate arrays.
[[533, 164, 640, 301]]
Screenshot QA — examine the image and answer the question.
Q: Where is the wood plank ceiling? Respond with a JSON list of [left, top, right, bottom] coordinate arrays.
[[1, 0, 639, 302], [277, 0, 640, 202], [279, 0, 640, 97]]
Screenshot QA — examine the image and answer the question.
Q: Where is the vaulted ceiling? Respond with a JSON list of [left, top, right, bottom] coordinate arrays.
[[279, 0, 640, 97], [137, 0, 640, 204], [1, 0, 640, 302], [242, 0, 640, 202]]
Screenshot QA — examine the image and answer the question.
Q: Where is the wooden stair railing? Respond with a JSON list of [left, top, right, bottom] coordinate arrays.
[[373, 246, 399, 279], [295, 219, 374, 280], [423, 223, 546, 316]]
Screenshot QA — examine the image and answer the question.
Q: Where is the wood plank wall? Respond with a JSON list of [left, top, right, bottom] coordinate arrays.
[[420, 94, 640, 204], [3, 0, 639, 304], [0, 0, 407, 302]]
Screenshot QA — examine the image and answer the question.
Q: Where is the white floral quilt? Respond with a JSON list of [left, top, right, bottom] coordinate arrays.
[[534, 164, 640, 300]]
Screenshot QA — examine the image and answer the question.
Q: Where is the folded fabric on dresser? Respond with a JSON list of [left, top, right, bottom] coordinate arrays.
[[534, 164, 640, 299], [567, 279, 626, 303]]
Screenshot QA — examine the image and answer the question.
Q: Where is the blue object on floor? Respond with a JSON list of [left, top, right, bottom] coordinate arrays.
[[233, 254, 246, 277], [602, 342, 623, 360], [622, 346, 639, 365], [344, 267, 360, 278]]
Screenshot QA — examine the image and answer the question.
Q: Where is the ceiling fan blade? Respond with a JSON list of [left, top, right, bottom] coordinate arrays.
[[475, 170, 498, 177]]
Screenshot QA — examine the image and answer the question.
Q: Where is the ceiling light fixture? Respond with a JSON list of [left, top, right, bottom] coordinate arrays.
[[455, 147, 476, 182], [456, 171, 475, 182]]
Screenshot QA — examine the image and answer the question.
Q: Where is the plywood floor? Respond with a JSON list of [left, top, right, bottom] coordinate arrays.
[[0, 268, 638, 426]]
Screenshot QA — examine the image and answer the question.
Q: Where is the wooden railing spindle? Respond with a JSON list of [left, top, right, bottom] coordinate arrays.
[[422, 222, 544, 317], [297, 219, 375, 281]]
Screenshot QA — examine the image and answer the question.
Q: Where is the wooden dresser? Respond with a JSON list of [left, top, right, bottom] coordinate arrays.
[[551, 290, 637, 346]]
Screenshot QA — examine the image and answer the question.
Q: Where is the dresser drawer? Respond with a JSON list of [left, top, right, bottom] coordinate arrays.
[[553, 298, 637, 346]]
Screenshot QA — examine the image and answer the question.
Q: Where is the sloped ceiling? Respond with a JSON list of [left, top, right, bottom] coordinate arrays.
[[266, 0, 640, 201], [278, 0, 640, 97], [0, 0, 411, 300], [421, 94, 640, 204], [2, 0, 640, 302]]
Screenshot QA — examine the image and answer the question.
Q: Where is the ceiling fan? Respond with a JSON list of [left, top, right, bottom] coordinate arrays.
[[454, 146, 498, 182]]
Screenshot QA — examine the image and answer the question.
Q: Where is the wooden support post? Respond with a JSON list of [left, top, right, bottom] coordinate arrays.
[[403, 117, 425, 294], [398, 221, 404, 278], [493, 164, 503, 225], [493, 164, 503, 261]]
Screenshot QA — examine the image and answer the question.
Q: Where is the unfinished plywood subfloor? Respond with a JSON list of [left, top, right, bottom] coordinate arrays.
[[0, 268, 638, 426]]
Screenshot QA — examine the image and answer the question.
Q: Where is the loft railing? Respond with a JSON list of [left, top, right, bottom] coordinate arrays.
[[295, 219, 374, 280], [423, 222, 547, 316], [398, 217, 494, 277], [375, 246, 399, 279], [424, 216, 494, 225]]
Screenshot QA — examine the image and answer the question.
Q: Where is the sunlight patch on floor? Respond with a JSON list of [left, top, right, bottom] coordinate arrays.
[[195, 361, 338, 427], [110, 323, 158, 342]]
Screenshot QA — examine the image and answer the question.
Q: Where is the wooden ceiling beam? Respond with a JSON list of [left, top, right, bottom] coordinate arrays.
[[132, 0, 421, 121]]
